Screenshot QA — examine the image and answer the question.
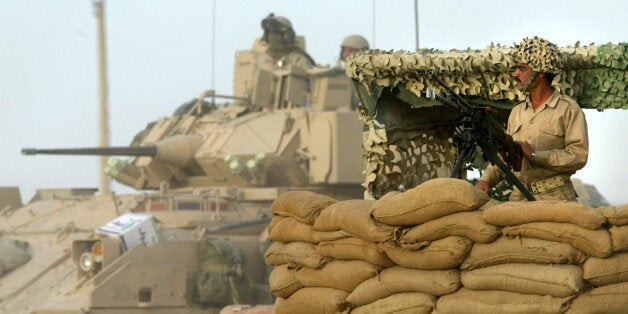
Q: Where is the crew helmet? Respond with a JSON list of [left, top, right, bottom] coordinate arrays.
[[510, 36, 563, 74], [341, 34, 370, 50], [261, 13, 296, 44]]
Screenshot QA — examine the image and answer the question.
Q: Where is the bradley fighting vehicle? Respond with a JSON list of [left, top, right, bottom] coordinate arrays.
[[0, 31, 364, 313]]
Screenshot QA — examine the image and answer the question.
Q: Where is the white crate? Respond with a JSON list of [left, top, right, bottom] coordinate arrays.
[[97, 213, 160, 251]]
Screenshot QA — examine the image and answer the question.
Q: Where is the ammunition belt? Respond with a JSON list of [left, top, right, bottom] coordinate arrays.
[[527, 174, 572, 195]]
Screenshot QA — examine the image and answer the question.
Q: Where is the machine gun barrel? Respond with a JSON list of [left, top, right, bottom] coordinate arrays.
[[22, 146, 157, 157]]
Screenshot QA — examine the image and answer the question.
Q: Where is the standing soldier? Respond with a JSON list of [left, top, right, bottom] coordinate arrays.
[[476, 36, 589, 201], [259, 13, 315, 70], [339, 34, 370, 62]]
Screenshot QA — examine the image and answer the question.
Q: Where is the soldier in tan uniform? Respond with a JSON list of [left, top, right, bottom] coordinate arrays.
[[339, 34, 370, 62], [476, 36, 589, 201], [259, 13, 315, 70]]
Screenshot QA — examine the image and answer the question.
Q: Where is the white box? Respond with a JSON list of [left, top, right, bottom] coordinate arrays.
[[97, 213, 160, 251]]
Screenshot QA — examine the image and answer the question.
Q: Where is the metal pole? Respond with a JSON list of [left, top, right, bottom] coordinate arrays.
[[93, 0, 111, 195], [414, 0, 419, 51]]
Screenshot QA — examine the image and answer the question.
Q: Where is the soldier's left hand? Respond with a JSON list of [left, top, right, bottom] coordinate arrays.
[[517, 141, 533, 160]]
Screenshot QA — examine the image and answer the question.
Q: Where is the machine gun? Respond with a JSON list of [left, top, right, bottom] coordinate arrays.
[[425, 69, 536, 201]]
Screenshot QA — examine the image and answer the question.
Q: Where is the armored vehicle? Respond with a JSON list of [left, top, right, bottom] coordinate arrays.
[[1, 32, 364, 313]]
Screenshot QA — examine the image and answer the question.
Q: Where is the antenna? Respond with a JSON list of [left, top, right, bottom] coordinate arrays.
[[414, 0, 420, 51], [211, 0, 216, 106]]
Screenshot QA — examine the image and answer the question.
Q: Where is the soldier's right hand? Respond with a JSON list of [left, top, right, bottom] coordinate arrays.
[[475, 180, 491, 194]]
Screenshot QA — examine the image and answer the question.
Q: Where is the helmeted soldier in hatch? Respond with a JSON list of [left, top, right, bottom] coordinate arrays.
[[476, 36, 589, 201], [339, 34, 370, 62], [260, 13, 315, 70]]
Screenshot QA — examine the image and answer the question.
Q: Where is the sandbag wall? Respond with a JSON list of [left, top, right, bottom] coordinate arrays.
[[264, 178, 628, 313]]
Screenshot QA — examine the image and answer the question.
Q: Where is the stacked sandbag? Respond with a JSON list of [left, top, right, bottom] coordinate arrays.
[[265, 181, 628, 313], [568, 204, 628, 312], [341, 178, 490, 312], [266, 191, 382, 313]]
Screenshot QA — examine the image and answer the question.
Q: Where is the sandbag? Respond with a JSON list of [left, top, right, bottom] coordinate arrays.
[[313, 199, 395, 243], [433, 288, 572, 314], [316, 237, 395, 267], [598, 204, 628, 226], [295, 260, 381, 292], [264, 242, 331, 269], [271, 191, 337, 225], [397, 210, 501, 245], [268, 216, 348, 244], [480, 198, 501, 210], [482, 200, 606, 229], [269, 264, 302, 298], [370, 178, 490, 226], [566, 282, 628, 314], [461, 263, 584, 297], [583, 252, 628, 286], [351, 292, 435, 314], [344, 266, 459, 308], [610, 225, 628, 252], [461, 237, 587, 270], [273, 287, 349, 314], [381, 236, 472, 270], [502, 222, 613, 258]]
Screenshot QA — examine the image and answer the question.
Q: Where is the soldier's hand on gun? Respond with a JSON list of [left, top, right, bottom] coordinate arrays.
[[475, 180, 491, 194], [516, 141, 534, 161]]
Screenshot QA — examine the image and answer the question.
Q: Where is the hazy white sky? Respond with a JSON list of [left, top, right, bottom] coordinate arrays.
[[1, 0, 626, 205]]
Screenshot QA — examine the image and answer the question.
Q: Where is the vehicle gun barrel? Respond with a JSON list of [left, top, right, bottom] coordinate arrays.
[[21, 146, 157, 157], [22, 135, 203, 168]]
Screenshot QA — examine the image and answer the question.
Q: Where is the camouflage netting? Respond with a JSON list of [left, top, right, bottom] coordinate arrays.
[[347, 42, 627, 198], [265, 184, 628, 313]]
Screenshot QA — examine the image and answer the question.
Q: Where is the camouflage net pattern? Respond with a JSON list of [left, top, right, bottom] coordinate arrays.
[[363, 120, 456, 199], [347, 42, 627, 110], [349, 42, 626, 198]]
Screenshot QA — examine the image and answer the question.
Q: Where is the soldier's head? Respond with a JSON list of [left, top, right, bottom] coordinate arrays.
[[510, 36, 563, 90], [261, 13, 296, 48], [340, 34, 370, 61]]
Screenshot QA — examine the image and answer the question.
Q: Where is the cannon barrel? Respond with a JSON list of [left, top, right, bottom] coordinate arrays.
[[21, 146, 157, 157], [22, 135, 203, 168]]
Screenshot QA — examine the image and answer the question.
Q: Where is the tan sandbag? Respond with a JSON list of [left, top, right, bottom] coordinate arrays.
[[461, 263, 583, 297], [397, 211, 501, 245], [273, 287, 349, 314], [264, 242, 331, 269], [370, 178, 490, 226], [482, 200, 606, 229], [461, 236, 587, 270], [381, 236, 472, 270], [313, 199, 395, 243], [351, 292, 435, 314], [271, 191, 337, 225], [316, 237, 395, 267], [566, 281, 628, 314], [598, 204, 628, 226], [269, 264, 302, 298], [502, 222, 613, 258], [344, 266, 459, 308], [268, 216, 349, 244], [433, 288, 572, 314], [295, 260, 381, 292], [480, 198, 501, 210], [610, 225, 628, 252], [583, 252, 628, 286]]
